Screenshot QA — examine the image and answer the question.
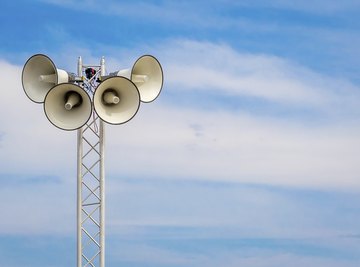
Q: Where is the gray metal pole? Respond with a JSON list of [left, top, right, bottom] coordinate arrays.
[[77, 128, 83, 267], [99, 120, 105, 267], [77, 56, 83, 267], [99, 56, 106, 267]]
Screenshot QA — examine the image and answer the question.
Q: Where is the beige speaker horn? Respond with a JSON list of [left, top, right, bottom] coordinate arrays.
[[22, 54, 74, 103], [93, 76, 140, 125], [111, 55, 163, 103], [44, 83, 92, 131]]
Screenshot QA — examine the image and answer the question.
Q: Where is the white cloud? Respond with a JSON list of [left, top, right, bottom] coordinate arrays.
[[161, 40, 360, 112], [0, 60, 78, 175], [2, 42, 360, 236], [187, 253, 360, 267], [0, 182, 75, 235], [105, 104, 360, 189], [1, 39, 360, 190], [38, 0, 195, 22], [0, 41, 359, 235], [95, 39, 360, 189], [105, 177, 360, 239]]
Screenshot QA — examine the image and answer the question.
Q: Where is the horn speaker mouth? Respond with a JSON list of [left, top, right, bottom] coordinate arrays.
[[93, 77, 140, 125], [44, 83, 92, 131], [131, 55, 163, 103], [22, 54, 58, 103]]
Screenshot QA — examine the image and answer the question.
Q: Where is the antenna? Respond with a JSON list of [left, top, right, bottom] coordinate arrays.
[[21, 53, 163, 267]]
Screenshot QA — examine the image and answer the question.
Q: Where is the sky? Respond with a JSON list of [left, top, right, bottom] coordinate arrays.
[[1, 0, 360, 266]]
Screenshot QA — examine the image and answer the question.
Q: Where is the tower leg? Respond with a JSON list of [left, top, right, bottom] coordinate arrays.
[[77, 129, 83, 267], [77, 117, 105, 267], [99, 120, 105, 267]]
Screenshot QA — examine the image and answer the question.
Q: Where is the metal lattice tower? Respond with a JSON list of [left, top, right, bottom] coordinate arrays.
[[21, 53, 163, 267], [77, 60, 105, 267]]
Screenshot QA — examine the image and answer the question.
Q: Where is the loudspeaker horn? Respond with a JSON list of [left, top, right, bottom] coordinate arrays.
[[93, 76, 140, 125], [22, 54, 74, 103], [44, 83, 92, 131], [112, 55, 163, 103]]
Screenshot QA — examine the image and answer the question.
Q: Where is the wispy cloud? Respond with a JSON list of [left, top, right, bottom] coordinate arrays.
[[102, 40, 360, 189], [2, 38, 360, 190], [2, 38, 360, 238], [39, 0, 204, 24], [104, 104, 360, 189], [162, 40, 360, 111], [28, 0, 360, 85]]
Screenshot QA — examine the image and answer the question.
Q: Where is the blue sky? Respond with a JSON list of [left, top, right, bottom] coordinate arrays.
[[1, 0, 360, 266]]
